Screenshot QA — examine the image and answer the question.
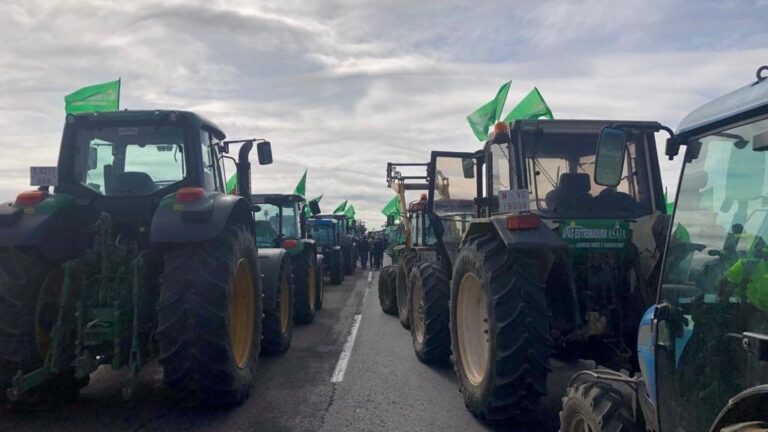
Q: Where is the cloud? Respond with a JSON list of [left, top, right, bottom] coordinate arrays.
[[0, 0, 766, 227]]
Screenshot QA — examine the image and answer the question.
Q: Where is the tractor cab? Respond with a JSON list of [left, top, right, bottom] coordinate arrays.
[[251, 193, 307, 249], [308, 218, 337, 249], [602, 66, 768, 432]]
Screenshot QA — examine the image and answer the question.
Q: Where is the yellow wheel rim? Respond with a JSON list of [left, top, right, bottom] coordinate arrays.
[[308, 260, 316, 310], [457, 272, 489, 386], [279, 273, 291, 333], [229, 259, 255, 369]]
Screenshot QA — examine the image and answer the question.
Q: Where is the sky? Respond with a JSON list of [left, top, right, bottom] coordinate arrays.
[[1, 0, 767, 227]]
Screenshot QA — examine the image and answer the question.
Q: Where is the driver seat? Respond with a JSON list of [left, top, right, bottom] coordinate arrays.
[[112, 172, 156, 196], [545, 173, 593, 212]]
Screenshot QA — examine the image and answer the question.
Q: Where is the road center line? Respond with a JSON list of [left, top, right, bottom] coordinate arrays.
[[367, 270, 373, 282], [330, 314, 362, 383]]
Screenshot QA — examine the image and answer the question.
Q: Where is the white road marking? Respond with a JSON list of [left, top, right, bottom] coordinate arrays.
[[367, 270, 373, 282], [330, 314, 362, 383]]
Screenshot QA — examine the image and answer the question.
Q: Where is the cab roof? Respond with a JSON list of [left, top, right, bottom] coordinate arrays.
[[308, 218, 335, 226], [68, 110, 226, 140], [251, 193, 305, 206], [676, 69, 768, 141]]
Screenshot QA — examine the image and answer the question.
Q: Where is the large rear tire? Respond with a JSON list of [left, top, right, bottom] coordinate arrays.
[[410, 262, 450, 365], [559, 378, 640, 432], [315, 257, 325, 310], [261, 256, 294, 356], [450, 232, 552, 423], [377, 266, 398, 315], [293, 249, 317, 324], [0, 249, 84, 404], [396, 250, 417, 329], [158, 224, 261, 407]]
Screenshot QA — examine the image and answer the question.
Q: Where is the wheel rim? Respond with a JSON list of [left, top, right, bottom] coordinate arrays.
[[308, 259, 316, 310], [279, 274, 291, 333], [412, 276, 425, 344], [457, 272, 489, 386], [229, 258, 255, 369], [35, 267, 63, 358]]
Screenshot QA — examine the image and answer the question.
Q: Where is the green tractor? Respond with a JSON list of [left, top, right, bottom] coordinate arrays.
[[252, 194, 324, 318], [449, 119, 670, 423], [559, 66, 768, 432], [0, 110, 272, 406], [307, 217, 345, 285]]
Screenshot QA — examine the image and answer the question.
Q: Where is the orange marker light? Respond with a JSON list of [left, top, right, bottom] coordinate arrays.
[[14, 190, 46, 207], [176, 187, 205, 203], [494, 121, 510, 135], [506, 214, 540, 230], [282, 239, 298, 249]]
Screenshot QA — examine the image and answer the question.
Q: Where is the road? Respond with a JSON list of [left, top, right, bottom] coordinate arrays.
[[0, 268, 583, 432]]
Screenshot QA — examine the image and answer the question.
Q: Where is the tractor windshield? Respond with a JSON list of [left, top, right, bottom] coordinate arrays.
[[521, 130, 654, 218], [656, 116, 768, 431], [310, 222, 335, 247], [432, 156, 475, 250], [253, 203, 281, 247], [73, 124, 186, 195]]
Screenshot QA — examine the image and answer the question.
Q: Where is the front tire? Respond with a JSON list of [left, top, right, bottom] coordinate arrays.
[[158, 224, 261, 407], [378, 266, 398, 315], [293, 249, 317, 324], [410, 262, 450, 365], [396, 250, 417, 329], [261, 256, 294, 356], [329, 252, 344, 285], [450, 232, 551, 423], [559, 378, 639, 432]]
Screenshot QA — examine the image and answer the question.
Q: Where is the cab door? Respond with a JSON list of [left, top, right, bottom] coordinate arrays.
[[654, 119, 768, 431]]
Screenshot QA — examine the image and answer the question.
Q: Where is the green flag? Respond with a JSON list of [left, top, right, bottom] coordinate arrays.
[[65, 79, 121, 114], [343, 204, 356, 219], [333, 200, 348, 214], [466, 81, 511, 141], [293, 169, 307, 197], [381, 195, 401, 217], [226, 173, 238, 195], [503, 87, 553, 122]]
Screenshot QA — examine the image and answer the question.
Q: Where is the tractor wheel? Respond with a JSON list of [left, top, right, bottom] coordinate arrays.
[[450, 232, 551, 423], [158, 224, 261, 407], [315, 257, 325, 310], [261, 256, 294, 356], [396, 249, 418, 329], [559, 378, 639, 432], [293, 250, 317, 324], [330, 253, 344, 285], [377, 266, 398, 315], [410, 262, 450, 365]]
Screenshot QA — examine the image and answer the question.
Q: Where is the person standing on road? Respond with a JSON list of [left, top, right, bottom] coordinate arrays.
[[372, 236, 385, 270], [358, 236, 370, 270]]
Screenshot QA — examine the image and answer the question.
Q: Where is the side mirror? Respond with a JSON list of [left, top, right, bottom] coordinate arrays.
[[88, 147, 98, 170], [665, 137, 680, 160], [594, 127, 627, 187], [753, 129, 768, 152], [257, 141, 273, 165], [309, 200, 321, 215], [219, 141, 230, 154], [462, 158, 475, 179]]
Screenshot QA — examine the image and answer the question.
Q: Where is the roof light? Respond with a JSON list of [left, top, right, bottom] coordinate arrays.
[[176, 187, 205, 203], [420, 193, 428, 200], [493, 121, 510, 135], [15, 190, 47, 207], [506, 214, 540, 230]]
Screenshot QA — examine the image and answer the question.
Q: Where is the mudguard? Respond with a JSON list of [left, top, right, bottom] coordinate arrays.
[[709, 385, 768, 432], [464, 216, 567, 250], [259, 247, 289, 311], [0, 193, 94, 261], [150, 191, 253, 243]]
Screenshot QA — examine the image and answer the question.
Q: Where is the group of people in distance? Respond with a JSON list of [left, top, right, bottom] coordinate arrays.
[[357, 234, 387, 270]]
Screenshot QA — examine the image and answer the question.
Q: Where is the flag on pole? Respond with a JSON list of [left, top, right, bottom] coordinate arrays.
[[333, 200, 348, 214], [466, 81, 511, 141], [343, 204, 356, 219], [293, 169, 307, 197], [304, 193, 324, 216], [381, 195, 401, 218], [503, 87, 553, 122], [65, 79, 121, 114]]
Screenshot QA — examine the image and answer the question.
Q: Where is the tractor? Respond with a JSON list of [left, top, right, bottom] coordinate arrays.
[[449, 117, 670, 423], [308, 218, 345, 285], [250, 193, 323, 356], [376, 161, 429, 321], [0, 110, 273, 407], [314, 214, 357, 276], [559, 66, 768, 432]]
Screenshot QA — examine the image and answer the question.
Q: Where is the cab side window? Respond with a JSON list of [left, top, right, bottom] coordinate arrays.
[[200, 129, 216, 191]]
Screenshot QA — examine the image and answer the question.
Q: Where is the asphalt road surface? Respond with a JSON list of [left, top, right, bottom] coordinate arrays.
[[0, 267, 588, 432]]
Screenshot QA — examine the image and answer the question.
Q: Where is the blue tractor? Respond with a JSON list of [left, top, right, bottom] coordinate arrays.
[[559, 66, 768, 431]]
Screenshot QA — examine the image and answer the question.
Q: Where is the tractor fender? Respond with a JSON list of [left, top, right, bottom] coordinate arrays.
[[0, 194, 94, 261], [258, 247, 290, 311], [150, 192, 253, 244], [709, 385, 768, 432]]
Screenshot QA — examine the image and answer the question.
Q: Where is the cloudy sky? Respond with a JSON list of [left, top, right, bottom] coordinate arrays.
[[1, 0, 767, 226]]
